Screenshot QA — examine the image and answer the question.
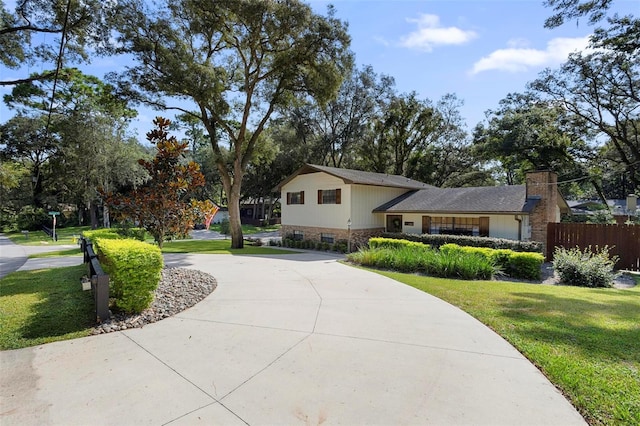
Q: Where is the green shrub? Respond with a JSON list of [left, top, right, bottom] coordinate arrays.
[[335, 240, 349, 253], [382, 232, 542, 253], [16, 206, 49, 230], [116, 227, 147, 241], [506, 252, 545, 280], [369, 237, 430, 251], [439, 243, 543, 280], [219, 219, 231, 237], [423, 250, 494, 280], [0, 206, 17, 232], [82, 229, 122, 242], [97, 238, 164, 313], [347, 246, 494, 280], [553, 246, 619, 288]]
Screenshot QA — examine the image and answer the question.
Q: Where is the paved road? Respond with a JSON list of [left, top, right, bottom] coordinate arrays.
[[0, 246, 585, 425], [0, 235, 80, 279]]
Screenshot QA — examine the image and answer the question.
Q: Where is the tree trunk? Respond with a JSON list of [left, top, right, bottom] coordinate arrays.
[[103, 204, 110, 228], [227, 189, 244, 249], [89, 201, 98, 229], [217, 165, 245, 249], [266, 195, 273, 221]]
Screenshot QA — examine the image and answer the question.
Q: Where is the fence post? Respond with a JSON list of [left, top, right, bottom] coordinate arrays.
[[92, 274, 110, 323]]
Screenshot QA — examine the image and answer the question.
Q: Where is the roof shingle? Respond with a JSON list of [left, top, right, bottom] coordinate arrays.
[[276, 164, 435, 190], [373, 185, 538, 214]]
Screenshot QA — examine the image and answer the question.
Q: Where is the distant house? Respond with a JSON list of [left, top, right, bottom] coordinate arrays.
[[568, 195, 638, 224], [212, 207, 229, 224], [276, 164, 569, 249]]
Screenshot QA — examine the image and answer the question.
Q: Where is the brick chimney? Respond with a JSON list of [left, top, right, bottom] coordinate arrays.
[[526, 171, 559, 250]]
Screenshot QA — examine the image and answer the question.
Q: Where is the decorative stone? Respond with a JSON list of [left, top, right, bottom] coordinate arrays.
[[91, 268, 217, 335]]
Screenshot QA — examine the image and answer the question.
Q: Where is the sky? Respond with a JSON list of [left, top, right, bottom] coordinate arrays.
[[1, 0, 638, 142]]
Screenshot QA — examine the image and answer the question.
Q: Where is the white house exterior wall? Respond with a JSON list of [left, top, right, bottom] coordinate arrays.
[[351, 185, 409, 230], [281, 173, 350, 228], [392, 213, 526, 240], [281, 173, 413, 230]]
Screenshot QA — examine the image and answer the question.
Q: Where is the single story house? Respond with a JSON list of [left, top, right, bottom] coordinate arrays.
[[276, 164, 569, 249]]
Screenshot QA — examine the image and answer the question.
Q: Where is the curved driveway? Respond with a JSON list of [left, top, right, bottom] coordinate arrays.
[[1, 250, 585, 425]]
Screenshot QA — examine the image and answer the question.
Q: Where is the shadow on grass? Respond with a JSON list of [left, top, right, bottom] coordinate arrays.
[[497, 290, 640, 363], [1, 265, 95, 342]]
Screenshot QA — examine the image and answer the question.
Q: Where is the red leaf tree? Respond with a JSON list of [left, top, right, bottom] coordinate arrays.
[[102, 117, 205, 247]]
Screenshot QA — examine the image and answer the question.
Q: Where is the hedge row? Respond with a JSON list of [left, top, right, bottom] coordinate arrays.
[[347, 246, 494, 280], [96, 238, 164, 314], [369, 237, 430, 251], [440, 243, 544, 280], [280, 236, 348, 253], [381, 232, 542, 253], [82, 228, 146, 242], [82, 229, 123, 241]]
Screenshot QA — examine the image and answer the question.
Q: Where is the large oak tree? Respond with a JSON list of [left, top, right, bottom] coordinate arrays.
[[0, 0, 115, 85], [112, 0, 351, 248], [530, 50, 639, 189]]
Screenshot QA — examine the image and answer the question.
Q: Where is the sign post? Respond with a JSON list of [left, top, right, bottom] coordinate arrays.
[[48, 211, 60, 241]]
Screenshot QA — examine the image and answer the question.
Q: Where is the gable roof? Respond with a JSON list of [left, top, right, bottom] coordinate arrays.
[[275, 164, 435, 191], [373, 185, 540, 214]]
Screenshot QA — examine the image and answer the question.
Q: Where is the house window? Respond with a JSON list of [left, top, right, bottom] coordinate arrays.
[[317, 189, 341, 204], [293, 230, 304, 241], [386, 215, 403, 233], [320, 233, 335, 243], [287, 191, 304, 205], [427, 217, 489, 237]]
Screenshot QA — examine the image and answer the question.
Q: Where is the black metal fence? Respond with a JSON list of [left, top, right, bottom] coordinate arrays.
[[41, 225, 57, 241], [80, 237, 110, 322]]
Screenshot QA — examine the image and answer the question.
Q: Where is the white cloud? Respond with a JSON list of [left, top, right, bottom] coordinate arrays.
[[471, 36, 591, 74], [373, 35, 391, 47], [400, 14, 477, 52]]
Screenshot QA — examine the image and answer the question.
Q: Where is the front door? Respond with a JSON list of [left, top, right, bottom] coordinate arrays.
[[386, 215, 403, 233]]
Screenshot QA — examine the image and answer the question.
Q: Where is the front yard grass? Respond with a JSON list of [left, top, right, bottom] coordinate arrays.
[[161, 239, 297, 255], [374, 269, 640, 426], [6, 226, 89, 246], [0, 265, 94, 350], [28, 248, 82, 258], [207, 223, 281, 234]]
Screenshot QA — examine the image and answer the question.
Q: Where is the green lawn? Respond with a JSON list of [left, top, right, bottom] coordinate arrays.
[[5, 226, 89, 246], [0, 265, 94, 350], [29, 248, 82, 258], [207, 223, 281, 234], [161, 239, 297, 255], [373, 269, 640, 426]]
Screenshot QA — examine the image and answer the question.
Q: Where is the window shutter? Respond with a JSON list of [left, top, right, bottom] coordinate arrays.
[[287, 192, 291, 205], [422, 216, 431, 234], [300, 191, 304, 204], [479, 217, 489, 237], [336, 188, 341, 204], [318, 190, 323, 204]]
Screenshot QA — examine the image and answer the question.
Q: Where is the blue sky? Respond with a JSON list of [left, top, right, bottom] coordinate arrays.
[[1, 0, 638, 141]]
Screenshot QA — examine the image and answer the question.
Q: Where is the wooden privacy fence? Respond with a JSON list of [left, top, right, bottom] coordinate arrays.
[[547, 223, 640, 271]]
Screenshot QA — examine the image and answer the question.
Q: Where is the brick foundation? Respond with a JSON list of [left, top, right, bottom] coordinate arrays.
[[281, 225, 384, 251]]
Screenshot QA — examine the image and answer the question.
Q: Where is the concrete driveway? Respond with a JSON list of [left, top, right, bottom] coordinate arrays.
[[1, 250, 585, 425]]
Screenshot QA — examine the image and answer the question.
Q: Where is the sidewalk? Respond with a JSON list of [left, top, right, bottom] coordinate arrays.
[[0, 248, 586, 425]]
